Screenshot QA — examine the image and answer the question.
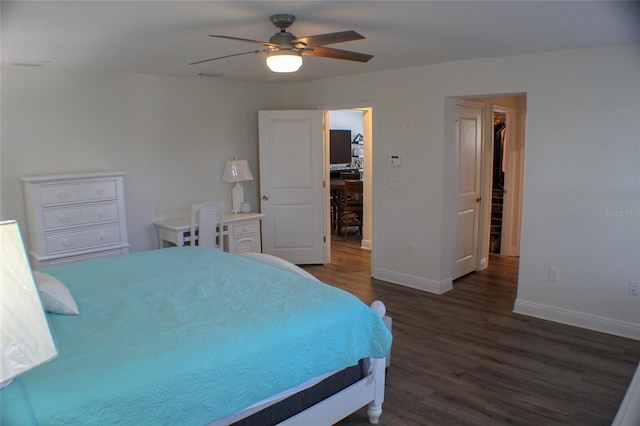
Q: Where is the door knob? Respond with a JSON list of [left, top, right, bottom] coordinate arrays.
[[262, 195, 269, 201], [476, 196, 482, 203]]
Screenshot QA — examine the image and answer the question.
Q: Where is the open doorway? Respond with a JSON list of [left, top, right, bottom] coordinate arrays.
[[490, 110, 507, 253], [327, 108, 372, 264], [453, 94, 526, 278], [486, 97, 526, 258], [258, 108, 371, 266]]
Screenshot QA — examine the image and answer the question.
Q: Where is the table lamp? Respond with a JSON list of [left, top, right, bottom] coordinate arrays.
[[1, 220, 57, 388], [222, 158, 254, 214]]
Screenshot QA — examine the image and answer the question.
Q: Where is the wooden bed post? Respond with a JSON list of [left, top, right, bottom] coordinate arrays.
[[366, 356, 386, 424]]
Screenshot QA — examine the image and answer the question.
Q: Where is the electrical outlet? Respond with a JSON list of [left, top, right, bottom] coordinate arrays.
[[548, 267, 559, 282], [629, 281, 639, 296]]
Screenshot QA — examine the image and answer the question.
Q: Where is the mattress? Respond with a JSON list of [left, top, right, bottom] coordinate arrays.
[[1, 247, 391, 425]]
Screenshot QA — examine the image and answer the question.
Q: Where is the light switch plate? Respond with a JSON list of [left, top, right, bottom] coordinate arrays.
[[387, 155, 402, 167]]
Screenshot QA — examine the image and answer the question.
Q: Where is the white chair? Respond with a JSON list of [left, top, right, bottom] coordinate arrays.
[[190, 201, 224, 250]]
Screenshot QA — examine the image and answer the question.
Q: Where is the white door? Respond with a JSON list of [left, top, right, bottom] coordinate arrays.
[[452, 104, 483, 279], [258, 110, 326, 264]]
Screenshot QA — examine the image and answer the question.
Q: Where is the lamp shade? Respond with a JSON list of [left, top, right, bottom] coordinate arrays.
[[0, 220, 57, 385], [222, 159, 254, 183], [266, 50, 303, 73]]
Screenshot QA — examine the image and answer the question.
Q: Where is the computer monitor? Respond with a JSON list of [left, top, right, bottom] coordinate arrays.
[[330, 130, 352, 167]]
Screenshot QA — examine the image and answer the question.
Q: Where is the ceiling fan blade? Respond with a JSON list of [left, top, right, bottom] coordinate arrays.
[[303, 46, 373, 63], [210, 35, 279, 49], [292, 30, 364, 47], [189, 50, 263, 66]]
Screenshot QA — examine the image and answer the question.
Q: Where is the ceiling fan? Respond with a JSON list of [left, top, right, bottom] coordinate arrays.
[[190, 14, 373, 73]]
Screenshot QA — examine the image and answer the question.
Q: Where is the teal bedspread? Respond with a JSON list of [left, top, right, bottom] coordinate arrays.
[[1, 247, 391, 425]]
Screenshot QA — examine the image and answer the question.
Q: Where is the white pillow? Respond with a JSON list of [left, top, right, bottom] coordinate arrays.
[[239, 252, 320, 282], [32, 271, 79, 315]]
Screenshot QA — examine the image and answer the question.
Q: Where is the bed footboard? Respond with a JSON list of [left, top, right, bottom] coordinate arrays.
[[279, 300, 389, 425], [280, 356, 386, 425], [211, 300, 389, 426], [239, 254, 391, 423]]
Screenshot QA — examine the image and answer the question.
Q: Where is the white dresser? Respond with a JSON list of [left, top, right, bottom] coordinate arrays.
[[22, 171, 130, 268]]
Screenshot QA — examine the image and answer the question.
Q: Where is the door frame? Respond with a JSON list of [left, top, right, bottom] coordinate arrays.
[[444, 95, 526, 287], [480, 99, 526, 259], [322, 103, 374, 266]]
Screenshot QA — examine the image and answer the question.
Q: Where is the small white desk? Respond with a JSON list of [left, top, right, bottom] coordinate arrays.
[[154, 212, 264, 254]]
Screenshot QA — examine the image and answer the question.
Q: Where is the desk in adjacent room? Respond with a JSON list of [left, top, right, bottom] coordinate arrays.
[[154, 212, 264, 254]]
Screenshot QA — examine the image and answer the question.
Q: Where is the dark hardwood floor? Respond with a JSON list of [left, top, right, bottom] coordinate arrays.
[[302, 237, 640, 425]]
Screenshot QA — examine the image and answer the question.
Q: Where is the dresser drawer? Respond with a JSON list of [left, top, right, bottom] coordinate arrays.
[[45, 226, 121, 254], [43, 207, 84, 229], [43, 203, 119, 230], [80, 180, 117, 201], [40, 185, 82, 205], [232, 221, 259, 236], [40, 180, 117, 206], [83, 203, 119, 225], [46, 230, 85, 254], [84, 226, 121, 247]]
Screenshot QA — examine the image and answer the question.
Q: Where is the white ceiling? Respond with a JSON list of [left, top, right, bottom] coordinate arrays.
[[2, 1, 639, 82]]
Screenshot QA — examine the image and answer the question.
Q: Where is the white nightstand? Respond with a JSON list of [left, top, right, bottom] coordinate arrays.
[[154, 212, 264, 254]]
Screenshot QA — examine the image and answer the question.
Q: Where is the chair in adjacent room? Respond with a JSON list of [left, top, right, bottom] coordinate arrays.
[[336, 180, 364, 240], [190, 201, 224, 250], [330, 182, 343, 234]]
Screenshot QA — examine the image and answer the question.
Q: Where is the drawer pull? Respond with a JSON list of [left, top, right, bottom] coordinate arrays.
[[57, 192, 67, 199], [97, 212, 105, 218], [62, 239, 72, 247], [96, 188, 105, 195], [59, 217, 69, 223], [99, 235, 108, 241]]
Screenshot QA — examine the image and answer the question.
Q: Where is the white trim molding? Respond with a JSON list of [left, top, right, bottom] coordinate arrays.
[[514, 299, 640, 340], [373, 267, 452, 294]]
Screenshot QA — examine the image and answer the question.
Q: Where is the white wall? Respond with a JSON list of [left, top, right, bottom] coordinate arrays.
[[1, 68, 285, 251], [2, 45, 638, 339], [283, 45, 640, 338], [329, 109, 364, 136]]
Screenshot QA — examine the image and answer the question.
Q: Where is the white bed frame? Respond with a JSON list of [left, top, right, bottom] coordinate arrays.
[[281, 353, 387, 425], [209, 302, 388, 425], [208, 253, 390, 425]]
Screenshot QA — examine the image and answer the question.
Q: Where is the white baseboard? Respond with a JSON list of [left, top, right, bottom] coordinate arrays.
[[373, 267, 452, 294], [513, 299, 640, 340], [360, 239, 372, 250]]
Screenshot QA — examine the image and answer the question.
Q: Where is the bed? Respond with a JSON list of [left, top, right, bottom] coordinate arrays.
[[1, 246, 392, 425]]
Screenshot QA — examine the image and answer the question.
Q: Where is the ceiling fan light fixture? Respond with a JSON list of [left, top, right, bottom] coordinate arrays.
[[266, 50, 302, 73]]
